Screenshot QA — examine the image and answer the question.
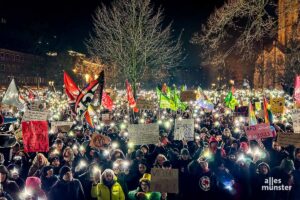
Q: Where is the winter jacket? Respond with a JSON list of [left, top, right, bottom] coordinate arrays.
[[128, 188, 161, 200], [1, 179, 20, 200], [49, 179, 85, 200], [91, 180, 125, 200]]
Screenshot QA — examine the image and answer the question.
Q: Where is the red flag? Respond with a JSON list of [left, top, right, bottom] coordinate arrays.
[[263, 98, 270, 124], [294, 75, 300, 104], [102, 92, 114, 111], [64, 72, 80, 101], [22, 121, 49, 152], [84, 111, 94, 128], [126, 80, 136, 108]]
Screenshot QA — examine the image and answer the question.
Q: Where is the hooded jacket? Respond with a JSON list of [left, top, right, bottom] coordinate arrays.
[[0, 165, 20, 200], [49, 178, 86, 200]]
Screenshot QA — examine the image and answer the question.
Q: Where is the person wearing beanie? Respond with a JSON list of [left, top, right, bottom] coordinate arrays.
[[91, 169, 125, 200], [49, 157, 60, 176], [0, 165, 20, 200], [251, 162, 272, 200], [40, 166, 58, 193], [7, 164, 25, 189], [128, 173, 162, 200], [24, 176, 47, 200], [49, 166, 85, 200]]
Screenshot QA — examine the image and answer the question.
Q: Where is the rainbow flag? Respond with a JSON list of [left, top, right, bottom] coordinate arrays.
[[263, 98, 273, 124], [248, 102, 257, 125]]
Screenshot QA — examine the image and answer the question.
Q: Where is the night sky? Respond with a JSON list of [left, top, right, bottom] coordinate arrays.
[[0, 0, 225, 68]]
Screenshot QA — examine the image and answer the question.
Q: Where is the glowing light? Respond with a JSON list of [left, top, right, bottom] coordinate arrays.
[[128, 142, 134, 149], [79, 160, 87, 168], [164, 121, 171, 129], [103, 150, 110, 156], [112, 142, 119, 149]]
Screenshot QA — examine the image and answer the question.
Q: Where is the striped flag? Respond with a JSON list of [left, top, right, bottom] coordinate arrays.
[[248, 102, 257, 125]]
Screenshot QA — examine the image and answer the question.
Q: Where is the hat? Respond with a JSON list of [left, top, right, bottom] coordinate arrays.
[[200, 127, 208, 133], [0, 165, 9, 175], [25, 177, 41, 190], [140, 145, 149, 152], [280, 158, 295, 172], [181, 148, 190, 156], [209, 137, 218, 144], [49, 156, 59, 163], [139, 173, 151, 183], [59, 166, 71, 179], [257, 162, 270, 172], [135, 149, 144, 158]]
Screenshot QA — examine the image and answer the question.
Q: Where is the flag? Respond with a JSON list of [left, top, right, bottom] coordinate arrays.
[[2, 79, 23, 109], [102, 92, 114, 111], [294, 75, 300, 104], [84, 111, 94, 128], [156, 88, 177, 110], [248, 103, 257, 125], [263, 97, 273, 124], [75, 79, 100, 118], [98, 71, 105, 106], [64, 72, 80, 101], [173, 87, 187, 111], [22, 121, 49, 152], [126, 80, 138, 112], [224, 91, 238, 110]]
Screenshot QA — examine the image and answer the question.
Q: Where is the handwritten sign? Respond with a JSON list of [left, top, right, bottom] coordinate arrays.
[[180, 91, 199, 102], [22, 121, 49, 152], [277, 132, 300, 148], [174, 119, 194, 141], [28, 101, 44, 111], [22, 110, 48, 122], [291, 109, 300, 134], [150, 168, 179, 194], [51, 121, 73, 133], [136, 99, 155, 110], [244, 123, 273, 140], [128, 123, 159, 144], [270, 98, 285, 114]]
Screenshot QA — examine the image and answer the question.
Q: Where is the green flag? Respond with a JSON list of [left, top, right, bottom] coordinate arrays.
[[224, 91, 238, 110]]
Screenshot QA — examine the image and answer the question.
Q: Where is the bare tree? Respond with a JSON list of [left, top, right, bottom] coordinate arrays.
[[86, 0, 183, 96], [192, 0, 276, 68]]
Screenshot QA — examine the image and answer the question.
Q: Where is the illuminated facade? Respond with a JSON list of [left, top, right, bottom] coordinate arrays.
[[254, 0, 300, 89]]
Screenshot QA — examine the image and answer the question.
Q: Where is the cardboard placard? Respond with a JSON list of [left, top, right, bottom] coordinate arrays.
[[277, 132, 300, 148], [174, 119, 194, 141], [22, 110, 48, 122], [180, 90, 199, 102], [22, 121, 49, 152], [270, 98, 285, 114], [150, 168, 179, 194], [128, 123, 159, 144], [28, 101, 44, 111], [51, 121, 73, 133], [244, 123, 273, 140], [136, 99, 155, 110], [291, 109, 300, 134]]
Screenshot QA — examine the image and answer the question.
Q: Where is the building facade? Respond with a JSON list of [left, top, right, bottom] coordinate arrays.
[[254, 0, 300, 89], [0, 48, 47, 88]]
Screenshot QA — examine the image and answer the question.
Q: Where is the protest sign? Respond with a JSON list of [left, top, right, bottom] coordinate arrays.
[[196, 99, 214, 111], [22, 110, 48, 122], [294, 75, 300, 104], [291, 109, 300, 134], [174, 119, 194, 141], [270, 98, 285, 114], [150, 168, 179, 194], [277, 133, 300, 148], [244, 123, 273, 140], [136, 99, 155, 110], [128, 123, 159, 144], [22, 121, 49, 152], [51, 121, 73, 133], [28, 101, 44, 111], [180, 90, 199, 102], [255, 102, 262, 111]]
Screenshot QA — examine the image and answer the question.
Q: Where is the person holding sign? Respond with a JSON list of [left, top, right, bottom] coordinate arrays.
[[128, 173, 163, 200]]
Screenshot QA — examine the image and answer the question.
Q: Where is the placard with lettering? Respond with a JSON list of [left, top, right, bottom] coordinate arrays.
[[277, 132, 300, 148], [291, 109, 300, 134], [128, 123, 159, 144], [270, 98, 285, 114], [136, 99, 155, 110], [174, 119, 194, 141], [244, 123, 273, 140], [22, 110, 48, 122], [150, 168, 179, 194], [22, 121, 49, 152], [51, 121, 73, 133], [180, 91, 199, 102]]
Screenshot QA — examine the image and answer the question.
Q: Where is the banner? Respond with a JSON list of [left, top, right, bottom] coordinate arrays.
[[196, 99, 214, 111], [244, 123, 273, 140], [22, 110, 48, 122], [136, 99, 155, 110], [22, 121, 49, 152], [180, 90, 199, 102], [150, 168, 179, 194], [277, 132, 300, 148], [291, 109, 300, 134], [294, 75, 300, 104], [174, 119, 194, 141], [270, 98, 285, 114], [51, 121, 73, 133], [128, 123, 159, 144]]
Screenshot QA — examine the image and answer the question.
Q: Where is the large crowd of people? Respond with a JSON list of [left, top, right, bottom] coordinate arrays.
[[0, 88, 299, 200]]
